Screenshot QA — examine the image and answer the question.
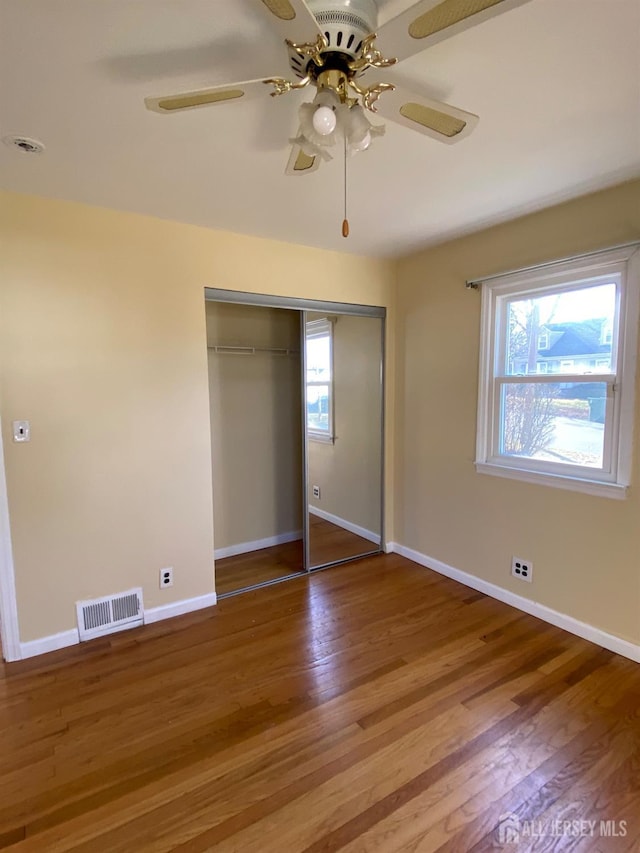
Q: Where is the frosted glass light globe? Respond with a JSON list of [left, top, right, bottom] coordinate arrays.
[[312, 105, 337, 136], [351, 130, 371, 152]]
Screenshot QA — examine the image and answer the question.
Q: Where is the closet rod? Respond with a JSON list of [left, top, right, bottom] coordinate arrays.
[[208, 345, 299, 356]]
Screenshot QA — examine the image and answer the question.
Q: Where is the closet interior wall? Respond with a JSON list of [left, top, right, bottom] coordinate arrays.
[[206, 301, 303, 559]]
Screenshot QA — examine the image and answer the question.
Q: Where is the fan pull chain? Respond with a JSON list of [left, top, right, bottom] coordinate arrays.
[[342, 133, 349, 238]]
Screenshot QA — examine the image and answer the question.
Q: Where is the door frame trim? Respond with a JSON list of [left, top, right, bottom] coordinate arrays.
[[0, 420, 22, 661]]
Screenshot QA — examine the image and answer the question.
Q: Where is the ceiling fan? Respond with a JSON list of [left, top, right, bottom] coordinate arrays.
[[145, 0, 531, 172]]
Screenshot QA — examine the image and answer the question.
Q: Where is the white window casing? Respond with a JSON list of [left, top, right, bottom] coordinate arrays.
[[475, 244, 640, 498]]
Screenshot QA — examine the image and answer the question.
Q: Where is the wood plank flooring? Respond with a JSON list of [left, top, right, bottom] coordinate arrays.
[[215, 517, 379, 596], [1, 553, 639, 851], [309, 515, 379, 567], [214, 538, 304, 596]]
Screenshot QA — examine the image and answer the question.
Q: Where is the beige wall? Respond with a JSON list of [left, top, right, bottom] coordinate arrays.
[[7, 180, 636, 652], [395, 179, 640, 646], [308, 314, 383, 536], [207, 303, 302, 550], [0, 191, 395, 643]]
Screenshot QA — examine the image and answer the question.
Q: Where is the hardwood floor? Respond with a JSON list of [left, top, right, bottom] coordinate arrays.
[[214, 538, 304, 596], [215, 517, 378, 596], [309, 515, 379, 567], [1, 554, 639, 851]]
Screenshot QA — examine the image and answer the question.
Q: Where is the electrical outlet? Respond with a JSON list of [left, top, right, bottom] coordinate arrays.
[[511, 557, 533, 583], [12, 420, 30, 442], [159, 567, 173, 589], [312, 485, 320, 499]]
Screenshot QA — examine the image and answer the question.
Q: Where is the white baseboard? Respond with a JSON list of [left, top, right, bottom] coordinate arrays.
[[309, 506, 381, 546], [214, 530, 302, 560], [143, 591, 218, 625], [16, 592, 218, 661], [19, 628, 80, 660], [390, 543, 640, 664]]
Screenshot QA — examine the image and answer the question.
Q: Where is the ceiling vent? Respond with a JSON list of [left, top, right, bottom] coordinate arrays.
[[76, 588, 144, 641], [2, 135, 45, 154]]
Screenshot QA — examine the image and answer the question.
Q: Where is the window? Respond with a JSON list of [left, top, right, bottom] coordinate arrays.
[[476, 244, 639, 498], [305, 318, 334, 441]]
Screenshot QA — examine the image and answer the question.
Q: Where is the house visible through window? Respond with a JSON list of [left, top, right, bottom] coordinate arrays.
[[305, 317, 334, 441], [476, 244, 639, 498]]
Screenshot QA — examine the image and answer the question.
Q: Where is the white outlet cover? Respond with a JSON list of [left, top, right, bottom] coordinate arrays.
[[12, 420, 30, 442], [512, 557, 533, 583], [159, 567, 173, 588]]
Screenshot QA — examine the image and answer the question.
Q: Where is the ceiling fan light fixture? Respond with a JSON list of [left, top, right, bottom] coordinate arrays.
[[290, 132, 333, 161], [343, 103, 385, 154], [297, 87, 385, 160], [298, 89, 340, 148], [344, 103, 370, 146], [350, 129, 371, 152], [312, 105, 337, 135]]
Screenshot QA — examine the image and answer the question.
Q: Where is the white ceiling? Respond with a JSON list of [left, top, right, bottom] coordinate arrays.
[[1, 0, 639, 258]]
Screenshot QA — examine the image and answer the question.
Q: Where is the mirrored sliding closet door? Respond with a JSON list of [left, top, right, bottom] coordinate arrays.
[[303, 310, 384, 570]]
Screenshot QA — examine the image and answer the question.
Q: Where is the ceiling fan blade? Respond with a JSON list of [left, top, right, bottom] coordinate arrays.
[[145, 78, 276, 114], [375, 87, 478, 144], [377, 0, 533, 61], [257, 0, 324, 44], [285, 138, 320, 176]]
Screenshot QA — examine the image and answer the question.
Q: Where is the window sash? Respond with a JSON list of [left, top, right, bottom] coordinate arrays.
[[496, 274, 622, 379], [488, 376, 617, 480]]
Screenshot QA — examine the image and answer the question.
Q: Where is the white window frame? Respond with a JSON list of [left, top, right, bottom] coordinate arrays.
[[305, 317, 335, 443], [475, 244, 640, 499]]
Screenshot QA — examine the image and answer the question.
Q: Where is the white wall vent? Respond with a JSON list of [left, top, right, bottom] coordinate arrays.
[[76, 588, 144, 641]]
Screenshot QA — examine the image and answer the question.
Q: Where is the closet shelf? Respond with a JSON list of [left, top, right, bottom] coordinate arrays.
[[208, 345, 299, 356]]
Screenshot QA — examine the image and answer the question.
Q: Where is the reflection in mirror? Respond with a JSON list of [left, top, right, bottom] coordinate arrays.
[[305, 312, 383, 569]]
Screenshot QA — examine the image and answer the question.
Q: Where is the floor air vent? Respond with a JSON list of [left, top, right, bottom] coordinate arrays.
[[76, 588, 144, 641]]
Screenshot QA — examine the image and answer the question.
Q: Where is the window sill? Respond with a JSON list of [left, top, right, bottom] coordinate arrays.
[[475, 461, 628, 500]]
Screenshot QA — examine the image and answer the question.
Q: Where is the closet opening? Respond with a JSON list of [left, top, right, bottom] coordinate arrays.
[[205, 289, 385, 598]]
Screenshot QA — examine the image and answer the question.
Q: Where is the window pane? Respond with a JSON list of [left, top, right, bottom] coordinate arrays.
[[306, 334, 331, 383], [500, 382, 607, 468], [307, 384, 330, 432], [505, 283, 616, 376]]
